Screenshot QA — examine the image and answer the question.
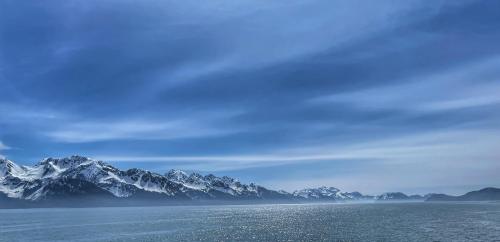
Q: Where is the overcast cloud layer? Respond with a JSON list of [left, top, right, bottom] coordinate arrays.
[[1, 0, 499, 194]]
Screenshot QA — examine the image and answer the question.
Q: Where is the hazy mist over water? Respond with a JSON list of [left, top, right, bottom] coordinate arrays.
[[1, 202, 499, 242]]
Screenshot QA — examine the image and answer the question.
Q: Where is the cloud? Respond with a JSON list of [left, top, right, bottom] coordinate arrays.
[[0, 104, 61, 122], [147, 0, 447, 87], [0, 141, 10, 150], [45, 118, 238, 143], [310, 56, 500, 113], [96, 154, 365, 173], [98, 128, 500, 168], [0, 141, 11, 159]]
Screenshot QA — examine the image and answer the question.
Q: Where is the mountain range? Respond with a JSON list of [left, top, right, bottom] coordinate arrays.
[[426, 187, 500, 201], [1, 156, 498, 208]]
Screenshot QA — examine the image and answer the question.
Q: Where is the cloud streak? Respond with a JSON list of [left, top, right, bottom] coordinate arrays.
[[147, 0, 446, 87], [311, 56, 500, 113], [97, 129, 500, 169], [46, 118, 237, 143], [0, 141, 11, 159], [0, 141, 10, 151]]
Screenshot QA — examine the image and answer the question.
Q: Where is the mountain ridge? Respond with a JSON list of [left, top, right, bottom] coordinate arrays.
[[1, 156, 497, 208], [0, 155, 291, 205], [426, 187, 500, 202]]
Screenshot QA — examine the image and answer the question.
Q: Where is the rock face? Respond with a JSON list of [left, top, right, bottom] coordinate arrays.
[[426, 187, 500, 201]]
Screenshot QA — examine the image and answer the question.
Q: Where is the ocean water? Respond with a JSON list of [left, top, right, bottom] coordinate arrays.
[[1, 202, 499, 242]]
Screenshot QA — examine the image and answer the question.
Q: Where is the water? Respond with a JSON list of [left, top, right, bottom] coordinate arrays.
[[1, 202, 500, 242]]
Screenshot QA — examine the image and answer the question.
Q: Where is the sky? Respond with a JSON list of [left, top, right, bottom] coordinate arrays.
[[1, 0, 499, 195]]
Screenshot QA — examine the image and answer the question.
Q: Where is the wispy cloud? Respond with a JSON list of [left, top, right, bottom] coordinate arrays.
[[418, 95, 500, 112], [148, 0, 448, 87], [46, 118, 238, 143], [98, 128, 500, 169], [0, 141, 11, 159], [311, 56, 500, 113], [0, 141, 10, 150], [0, 104, 61, 122], [96, 154, 365, 173]]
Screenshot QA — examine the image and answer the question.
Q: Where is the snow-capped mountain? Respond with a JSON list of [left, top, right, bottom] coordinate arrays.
[[0, 156, 289, 203], [375, 192, 425, 201], [0, 155, 434, 207], [293, 186, 372, 200], [376, 192, 408, 200], [164, 169, 277, 199]]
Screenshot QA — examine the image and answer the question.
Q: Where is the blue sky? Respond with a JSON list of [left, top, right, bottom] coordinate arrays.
[[1, 0, 499, 195]]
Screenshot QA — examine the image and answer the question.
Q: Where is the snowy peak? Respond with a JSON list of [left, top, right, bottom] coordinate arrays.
[[0, 158, 12, 177], [165, 170, 268, 198], [39, 155, 97, 169], [376, 192, 416, 200], [293, 186, 373, 200], [293, 186, 341, 199], [165, 169, 189, 182], [0, 158, 26, 178]]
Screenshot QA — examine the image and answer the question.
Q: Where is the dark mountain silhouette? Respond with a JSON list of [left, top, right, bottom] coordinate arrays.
[[426, 187, 500, 201]]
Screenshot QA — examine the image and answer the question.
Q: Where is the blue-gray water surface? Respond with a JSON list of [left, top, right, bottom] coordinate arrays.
[[1, 202, 500, 242]]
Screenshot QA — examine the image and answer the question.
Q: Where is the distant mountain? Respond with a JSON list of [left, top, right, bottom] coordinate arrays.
[[376, 192, 408, 200], [408, 194, 425, 200], [426, 187, 500, 202], [375, 192, 425, 201], [293, 186, 373, 201], [2, 155, 497, 208]]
